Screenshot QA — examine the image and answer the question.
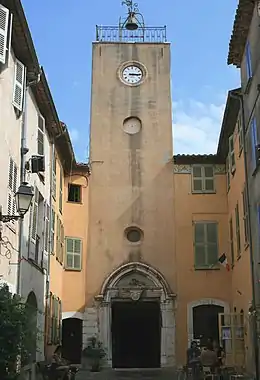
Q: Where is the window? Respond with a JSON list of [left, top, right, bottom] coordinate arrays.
[[65, 238, 82, 271], [12, 58, 25, 111], [192, 165, 215, 193], [235, 203, 241, 257], [29, 188, 44, 265], [228, 134, 235, 173], [229, 218, 234, 267], [226, 156, 230, 191], [44, 203, 50, 253], [59, 166, 63, 213], [250, 117, 259, 174], [7, 157, 18, 225], [47, 293, 62, 345], [52, 152, 56, 200], [194, 222, 218, 268], [242, 186, 249, 246], [238, 115, 243, 153], [50, 208, 55, 254], [68, 184, 81, 203], [245, 41, 253, 80], [37, 114, 45, 156], [0, 4, 11, 65]]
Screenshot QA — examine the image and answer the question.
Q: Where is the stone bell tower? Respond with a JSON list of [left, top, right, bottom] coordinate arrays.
[[85, 0, 176, 368]]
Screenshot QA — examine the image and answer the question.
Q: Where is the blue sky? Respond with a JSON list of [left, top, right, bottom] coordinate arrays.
[[21, 0, 240, 162]]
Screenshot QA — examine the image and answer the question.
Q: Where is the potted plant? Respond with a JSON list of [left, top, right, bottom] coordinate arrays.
[[82, 336, 106, 372]]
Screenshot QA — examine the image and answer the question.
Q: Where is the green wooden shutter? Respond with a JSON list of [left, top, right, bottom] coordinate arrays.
[[206, 222, 218, 266], [192, 166, 203, 192], [194, 223, 206, 267]]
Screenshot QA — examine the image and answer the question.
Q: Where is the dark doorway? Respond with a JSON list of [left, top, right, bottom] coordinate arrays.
[[62, 318, 83, 364], [111, 301, 161, 368], [193, 304, 224, 346]]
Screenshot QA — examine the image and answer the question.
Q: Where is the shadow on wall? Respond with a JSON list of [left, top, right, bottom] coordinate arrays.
[[19, 231, 46, 361]]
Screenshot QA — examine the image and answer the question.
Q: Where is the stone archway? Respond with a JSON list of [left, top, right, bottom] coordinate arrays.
[[95, 262, 176, 367], [187, 298, 230, 345]]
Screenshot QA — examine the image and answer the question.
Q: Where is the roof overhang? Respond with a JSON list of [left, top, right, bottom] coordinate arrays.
[[227, 0, 255, 67]]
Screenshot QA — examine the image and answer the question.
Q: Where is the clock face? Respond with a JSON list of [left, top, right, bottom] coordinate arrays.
[[122, 65, 143, 85], [123, 117, 142, 135]]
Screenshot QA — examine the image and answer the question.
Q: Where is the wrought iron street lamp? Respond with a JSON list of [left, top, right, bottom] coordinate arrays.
[[0, 182, 34, 224]]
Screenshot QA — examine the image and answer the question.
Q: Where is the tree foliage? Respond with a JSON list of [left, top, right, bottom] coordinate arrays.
[[0, 283, 37, 379]]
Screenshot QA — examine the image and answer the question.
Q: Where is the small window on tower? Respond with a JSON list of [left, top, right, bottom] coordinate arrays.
[[68, 184, 82, 203]]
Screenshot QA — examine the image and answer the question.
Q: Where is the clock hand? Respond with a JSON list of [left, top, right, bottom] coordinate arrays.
[[129, 73, 141, 76]]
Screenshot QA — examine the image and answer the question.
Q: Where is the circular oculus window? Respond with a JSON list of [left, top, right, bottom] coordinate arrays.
[[125, 227, 143, 243], [123, 117, 141, 135]]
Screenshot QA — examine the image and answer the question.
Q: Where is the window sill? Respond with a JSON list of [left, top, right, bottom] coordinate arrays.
[[238, 148, 243, 158], [28, 258, 44, 273], [194, 266, 220, 271], [192, 191, 216, 195], [231, 167, 236, 176], [64, 268, 82, 272], [66, 201, 83, 205]]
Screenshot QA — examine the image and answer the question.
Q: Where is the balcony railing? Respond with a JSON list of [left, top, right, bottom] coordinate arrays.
[[96, 25, 167, 43]]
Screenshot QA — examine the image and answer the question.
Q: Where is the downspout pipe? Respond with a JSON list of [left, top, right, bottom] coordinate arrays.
[[230, 89, 260, 380], [16, 83, 28, 296], [16, 74, 41, 296], [44, 141, 54, 358]]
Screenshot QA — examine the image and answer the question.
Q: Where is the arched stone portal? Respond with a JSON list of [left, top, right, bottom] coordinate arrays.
[[93, 262, 176, 368]]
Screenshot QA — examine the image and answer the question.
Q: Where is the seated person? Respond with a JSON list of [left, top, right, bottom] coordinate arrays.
[[51, 345, 70, 380], [187, 341, 201, 365], [200, 342, 218, 372]]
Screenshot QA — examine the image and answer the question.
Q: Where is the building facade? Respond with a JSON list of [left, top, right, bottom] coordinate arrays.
[[228, 0, 260, 373], [1, 0, 258, 372], [59, 10, 253, 370]]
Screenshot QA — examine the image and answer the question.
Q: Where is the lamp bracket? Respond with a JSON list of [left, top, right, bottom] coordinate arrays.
[[0, 215, 22, 223]]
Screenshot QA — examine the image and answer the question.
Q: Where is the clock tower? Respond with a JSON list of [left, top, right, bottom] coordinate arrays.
[[85, 1, 176, 368]]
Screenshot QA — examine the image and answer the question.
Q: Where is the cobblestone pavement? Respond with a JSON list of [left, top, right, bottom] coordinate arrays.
[[76, 368, 178, 380]]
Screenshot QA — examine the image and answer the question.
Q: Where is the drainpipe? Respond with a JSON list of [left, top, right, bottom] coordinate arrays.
[[44, 141, 54, 358], [230, 90, 260, 380], [16, 83, 28, 296], [16, 74, 41, 296]]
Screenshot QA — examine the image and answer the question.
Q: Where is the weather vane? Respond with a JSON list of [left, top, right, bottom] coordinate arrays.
[[120, 0, 145, 31], [122, 0, 139, 14]]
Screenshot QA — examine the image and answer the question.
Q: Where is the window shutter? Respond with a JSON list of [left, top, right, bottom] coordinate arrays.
[[31, 188, 39, 242], [7, 158, 18, 224], [194, 223, 206, 267], [74, 239, 82, 270], [37, 114, 45, 156], [206, 223, 218, 265], [59, 168, 63, 213], [28, 205, 36, 261], [60, 223, 64, 262], [229, 134, 235, 171], [51, 208, 55, 254], [0, 5, 9, 64], [192, 166, 203, 192], [12, 59, 25, 111], [42, 202, 50, 270], [251, 118, 257, 173], [56, 216, 60, 261], [226, 157, 230, 190]]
